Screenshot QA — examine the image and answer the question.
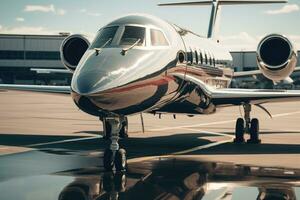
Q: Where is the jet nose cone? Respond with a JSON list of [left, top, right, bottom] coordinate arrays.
[[74, 69, 111, 95]]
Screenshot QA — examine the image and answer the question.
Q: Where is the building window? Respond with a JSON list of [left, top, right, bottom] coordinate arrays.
[[151, 29, 169, 46], [25, 51, 61, 60], [0, 50, 24, 60]]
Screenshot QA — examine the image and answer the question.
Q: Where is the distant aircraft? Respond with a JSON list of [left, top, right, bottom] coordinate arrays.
[[0, 0, 299, 171]]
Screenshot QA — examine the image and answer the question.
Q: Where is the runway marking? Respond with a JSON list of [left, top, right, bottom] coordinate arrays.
[[272, 110, 300, 118], [182, 128, 234, 138], [148, 110, 300, 132], [149, 120, 235, 131], [128, 130, 232, 163], [26, 135, 101, 148], [171, 139, 232, 155], [129, 110, 300, 163]]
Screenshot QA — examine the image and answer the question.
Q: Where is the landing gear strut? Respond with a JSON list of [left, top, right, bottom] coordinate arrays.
[[102, 116, 128, 140], [103, 117, 127, 171], [234, 103, 261, 144]]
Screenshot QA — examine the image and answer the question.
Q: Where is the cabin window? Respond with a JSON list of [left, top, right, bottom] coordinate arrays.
[[187, 48, 193, 64], [213, 58, 216, 66], [90, 26, 118, 48], [151, 29, 169, 46], [205, 53, 208, 64], [120, 26, 146, 46], [209, 55, 212, 65], [194, 50, 198, 64], [200, 51, 203, 64]]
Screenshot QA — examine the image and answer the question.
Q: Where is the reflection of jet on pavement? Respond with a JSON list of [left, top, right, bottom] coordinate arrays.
[[1, 0, 299, 171], [58, 158, 299, 200]]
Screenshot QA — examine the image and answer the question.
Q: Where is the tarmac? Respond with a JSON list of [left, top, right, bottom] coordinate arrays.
[[0, 90, 299, 199]]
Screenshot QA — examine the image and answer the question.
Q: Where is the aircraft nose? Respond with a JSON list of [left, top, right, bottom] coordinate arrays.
[[73, 68, 113, 95]]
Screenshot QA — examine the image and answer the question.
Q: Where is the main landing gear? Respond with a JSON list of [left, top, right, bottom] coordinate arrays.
[[234, 103, 261, 144], [103, 117, 127, 171]]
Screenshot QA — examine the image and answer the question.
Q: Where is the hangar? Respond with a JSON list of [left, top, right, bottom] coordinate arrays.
[[0, 33, 71, 84]]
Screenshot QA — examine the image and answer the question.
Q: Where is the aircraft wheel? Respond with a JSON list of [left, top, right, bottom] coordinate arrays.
[[234, 118, 245, 143], [115, 149, 127, 171], [103, 148, 114, 171], [114, 172, 127, 192], [247, 118, 261, 144]]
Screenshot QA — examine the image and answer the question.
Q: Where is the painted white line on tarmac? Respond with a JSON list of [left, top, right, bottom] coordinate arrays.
[[129, 130, 231, 163], [181, 128, 234, 138], [272, 110, 300, 118], [148, 110, 300, 132], [171, 139, 232, 155], [26, 135, 101, 148], [149, 120, 235, 131]]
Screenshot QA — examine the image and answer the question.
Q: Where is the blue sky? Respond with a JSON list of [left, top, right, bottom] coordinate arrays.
[[0, 0, 299, 50]]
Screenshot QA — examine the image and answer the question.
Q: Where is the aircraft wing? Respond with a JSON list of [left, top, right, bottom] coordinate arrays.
[[233, 66, 300, 78], [175, 73, 300, 106], [30, 68, 71, 74], [0, 84, 70, 94]]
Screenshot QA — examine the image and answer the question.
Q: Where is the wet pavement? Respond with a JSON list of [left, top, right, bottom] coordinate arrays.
[[0, 147, 299, 200], [1, 91, 300, 199]]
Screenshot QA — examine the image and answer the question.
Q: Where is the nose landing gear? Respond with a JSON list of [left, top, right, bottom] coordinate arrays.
[[103, 117, 127, 171], [234, 103, 261, 144], [102, 116, 128, 140]]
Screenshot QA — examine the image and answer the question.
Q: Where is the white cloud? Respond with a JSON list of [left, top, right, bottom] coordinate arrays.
[[0, 25, 68, 35], [79, 9, 87, 13], [265, 4, 299, 15], [218, 32, 300, 51], [24, 4, 55, 13], [219, 32, 260, 51], [56, 9, 66, 16], [24, 4, 66, 15], [0, 25, 2, 30], [87, 12, 101, 17], [16, 17, 25, 22], [79, 9, 101, 17]]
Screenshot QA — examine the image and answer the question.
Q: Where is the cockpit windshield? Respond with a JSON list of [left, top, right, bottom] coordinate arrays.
[[90, 26, 118, 49], [120, 26, 145, 46]]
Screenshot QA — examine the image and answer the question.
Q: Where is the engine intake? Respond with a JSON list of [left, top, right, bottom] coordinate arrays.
[[257, 34, 297, 81], [60, 34, 90, 72]]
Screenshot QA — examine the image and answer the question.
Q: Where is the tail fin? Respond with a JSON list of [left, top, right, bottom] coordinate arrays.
[[159, 0, 287, 39]]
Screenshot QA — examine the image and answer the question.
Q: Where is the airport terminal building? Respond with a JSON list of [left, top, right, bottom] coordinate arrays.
[[0, 33, 299, 87], [0, 33, 71, 85]]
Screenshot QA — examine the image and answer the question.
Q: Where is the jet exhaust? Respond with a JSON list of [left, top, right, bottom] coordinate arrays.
[[257, 34, 298, 81], [60, 34, 90, 72]]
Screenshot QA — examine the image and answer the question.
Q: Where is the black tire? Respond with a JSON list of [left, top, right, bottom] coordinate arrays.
[[115, 149, 127, 171], [119, 118, 128, 139], [103, 149, 114, 171], [248, 118, 261, 144], [234, 118, 245, 143], [103, 173, 114, 192], [114, 172, 127, 192]]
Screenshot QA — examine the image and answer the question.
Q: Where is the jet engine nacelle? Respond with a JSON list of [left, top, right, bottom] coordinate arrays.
[[257, 34, 298, 81], [60, 34, 90, 72]]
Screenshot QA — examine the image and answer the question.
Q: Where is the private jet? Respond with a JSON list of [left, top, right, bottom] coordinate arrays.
[[1, 0, 299, 171]]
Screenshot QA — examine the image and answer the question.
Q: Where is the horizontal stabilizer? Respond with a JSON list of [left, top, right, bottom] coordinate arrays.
[[159, 0, 287, 38], [159, 0, 287, 6]]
